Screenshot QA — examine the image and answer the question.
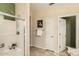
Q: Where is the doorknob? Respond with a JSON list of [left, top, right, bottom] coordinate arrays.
[[51, 36, 54, 38], [16, 31, 20, 35]]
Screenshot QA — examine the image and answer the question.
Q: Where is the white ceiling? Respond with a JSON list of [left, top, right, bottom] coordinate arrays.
[[30, 3, 52, 11]]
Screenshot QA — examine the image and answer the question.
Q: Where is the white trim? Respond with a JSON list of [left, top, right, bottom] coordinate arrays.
[[0, 11, 24, 20], [59, 12, 79, 18]]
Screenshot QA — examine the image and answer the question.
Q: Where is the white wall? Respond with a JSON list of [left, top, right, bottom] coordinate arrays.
[[30, 3, 58, 51], [76, 15, 79, 48], [30, 3, 79, 52], [55, 3, 79, 51], [0, 15, 21, 55], [15, 3, 30, 56]]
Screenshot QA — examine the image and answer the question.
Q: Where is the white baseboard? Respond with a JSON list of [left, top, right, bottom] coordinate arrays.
[[30, 44, 46, 49], [30, 44, 59, 53]]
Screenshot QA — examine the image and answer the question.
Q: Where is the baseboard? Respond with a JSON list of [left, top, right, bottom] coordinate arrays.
[[31, 45, 46, 50]]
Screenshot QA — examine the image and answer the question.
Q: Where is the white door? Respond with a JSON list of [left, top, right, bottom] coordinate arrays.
[[46, 17, 57, 51], [59, 18, 66, 51]]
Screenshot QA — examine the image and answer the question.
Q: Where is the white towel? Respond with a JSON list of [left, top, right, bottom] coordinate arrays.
[[37, 29, 42, 36]]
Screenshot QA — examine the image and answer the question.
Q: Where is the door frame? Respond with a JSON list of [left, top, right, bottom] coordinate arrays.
[[58, 13, 79, 52]]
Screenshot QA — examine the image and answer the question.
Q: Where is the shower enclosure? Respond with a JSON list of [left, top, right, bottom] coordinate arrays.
[[0, 12, 25, 56]]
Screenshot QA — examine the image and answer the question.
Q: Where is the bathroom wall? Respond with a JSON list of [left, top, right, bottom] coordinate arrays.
[[30, 3, 58, 51], [55, 3, 79, 51], [0, 15, 18, 56], [31, 3, 79, 52], [15, 3, 30, 56], [0, 3, 21, 56], [0, 3, 15, 15]]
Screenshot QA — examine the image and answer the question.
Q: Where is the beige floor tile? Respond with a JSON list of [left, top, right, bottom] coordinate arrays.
[[30, 46, 58, 56]]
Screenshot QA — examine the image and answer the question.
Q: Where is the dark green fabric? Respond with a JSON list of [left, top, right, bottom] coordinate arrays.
[[0, 3, 15, 15], [0, 3, 15, 20]]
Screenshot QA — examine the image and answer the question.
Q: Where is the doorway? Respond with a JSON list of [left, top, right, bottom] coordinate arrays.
[[62, 16, 76, 48], [59, 15, 76, 51]]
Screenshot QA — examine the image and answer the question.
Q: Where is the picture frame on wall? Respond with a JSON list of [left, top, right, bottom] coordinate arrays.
[[37, 20, 43, 28]]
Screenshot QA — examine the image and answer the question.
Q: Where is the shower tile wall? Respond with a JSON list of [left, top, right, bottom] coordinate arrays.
[[0, 15, 17, 55]]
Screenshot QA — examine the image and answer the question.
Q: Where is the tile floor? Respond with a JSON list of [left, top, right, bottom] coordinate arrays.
[[30, 46, 58, 56], [30, 46, 71, 56], [59, 48, 71, 56]]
